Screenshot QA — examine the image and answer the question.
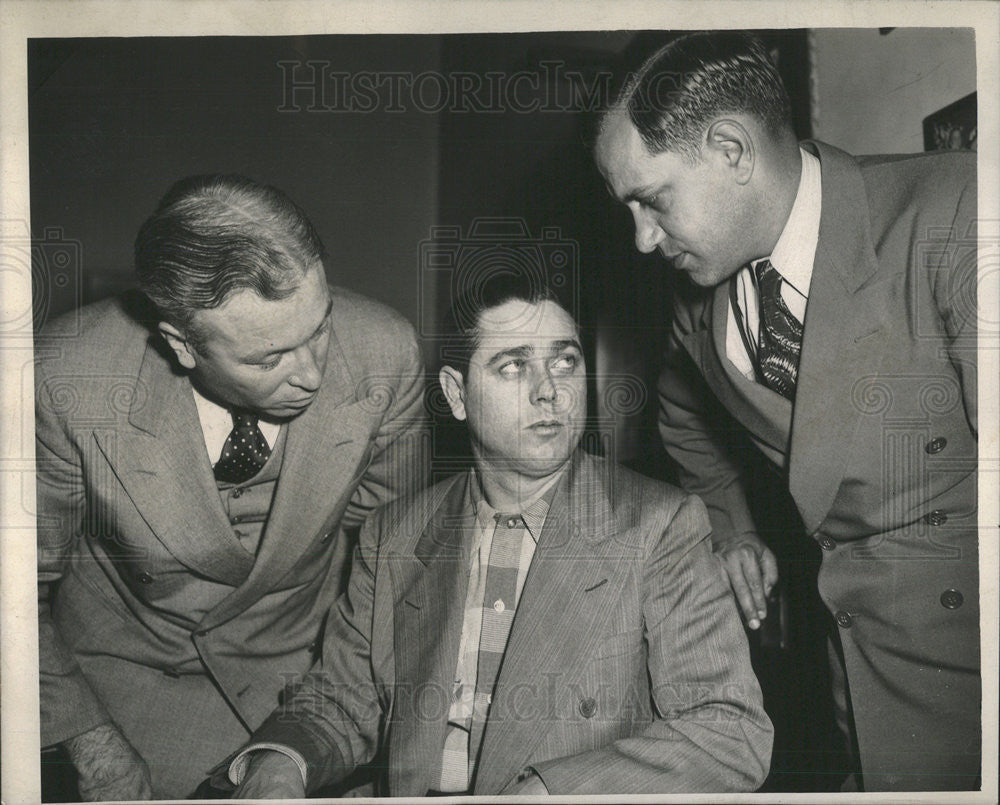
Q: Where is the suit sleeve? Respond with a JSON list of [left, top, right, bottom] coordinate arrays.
[[242, 508, 385, 793], [531, 493, 773, 793], [340, 319, 429, 531], [35, 365, 113, 746], [658, 316, 757, 547], [930, 162, 978, 435]]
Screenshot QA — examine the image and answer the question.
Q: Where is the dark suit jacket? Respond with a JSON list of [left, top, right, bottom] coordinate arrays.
[[659, 141, 979, 790], [250, 451, 773, 795], [35, 286, 428, 797]]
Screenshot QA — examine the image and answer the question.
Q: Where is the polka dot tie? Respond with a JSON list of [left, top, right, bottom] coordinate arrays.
[[754, 259, 803, 401], [213, 410, 271, 484]]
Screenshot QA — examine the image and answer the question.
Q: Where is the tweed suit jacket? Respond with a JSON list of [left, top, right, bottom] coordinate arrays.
[[659, 140, 979, 790], [250, 450, 773, 795], [35, 286, 428, 797]]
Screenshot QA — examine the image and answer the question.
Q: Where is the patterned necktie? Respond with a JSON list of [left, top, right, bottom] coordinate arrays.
[[467, 513, 524, 780], [213, 410, 271, 484], [754, 259, 803, 401]]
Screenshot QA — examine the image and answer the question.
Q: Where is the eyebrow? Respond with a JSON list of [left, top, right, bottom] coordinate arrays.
[[241, 297, 333, 363], [621, 182, 665, 204], [484, 338, 583, 368]]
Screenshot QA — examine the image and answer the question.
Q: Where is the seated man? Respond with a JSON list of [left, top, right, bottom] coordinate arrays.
[[35, 174, 427, 799], [229, 275, 772, 797]]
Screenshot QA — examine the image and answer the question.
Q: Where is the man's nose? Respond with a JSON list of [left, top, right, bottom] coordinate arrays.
[[529, 366, 558, 406], [631, 206, 664, 254], [287, 347, 323, 391]]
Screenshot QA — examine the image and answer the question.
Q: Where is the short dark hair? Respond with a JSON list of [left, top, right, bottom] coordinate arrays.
[[439, 271, 574, 378], [134, 174, 325, 340], [606, 31, 793, 159]]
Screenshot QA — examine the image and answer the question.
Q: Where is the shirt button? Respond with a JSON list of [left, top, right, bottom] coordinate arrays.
[[579, 697, 598, 718], [231, 487, 244, 498], [493, 599, 505, 613], [924, 510, 948, 526], [835, 610, 853, 629], [818, 537, 836, 551], [506, 517, 519, 529], [925, 437, 947, 454], [138, 572, 154, 584], [940, 589, 964, 609]]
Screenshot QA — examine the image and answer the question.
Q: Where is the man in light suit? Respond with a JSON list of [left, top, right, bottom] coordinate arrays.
[[594, 31, 979, 791], [35, 175, 427, 799], [228, 275, 772, 797]]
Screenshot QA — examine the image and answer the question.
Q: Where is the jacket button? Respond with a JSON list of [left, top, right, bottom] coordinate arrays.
[[924, 510, 948, 526], [835, 611, 853, 629], [579, 697, 598, 718], [321, 531, 334, 544], [940, 589, 964, 609], [818, 537, 836, 551], [925, 437, 947, 454], [231, 487, 244, 498], [138, 572, 154, 584]]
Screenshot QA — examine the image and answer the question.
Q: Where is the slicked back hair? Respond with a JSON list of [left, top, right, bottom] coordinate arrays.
[[606, 31, 793, 160], [134, 174, 325, 345]]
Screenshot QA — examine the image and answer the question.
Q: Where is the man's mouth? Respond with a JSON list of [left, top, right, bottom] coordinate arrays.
[[528, 420, 563, 434]]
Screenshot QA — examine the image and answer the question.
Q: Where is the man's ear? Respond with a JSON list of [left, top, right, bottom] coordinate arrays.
[[438, 365, 467, 422], [704, 118, 755, 185], [157, 321, 198, 370]]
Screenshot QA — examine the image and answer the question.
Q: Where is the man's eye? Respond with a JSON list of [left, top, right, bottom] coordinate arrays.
[[550, 354, 578, 373], [497, 360, 524, 378], [257, 356, 281, 370], [311, 320, 331, 341]]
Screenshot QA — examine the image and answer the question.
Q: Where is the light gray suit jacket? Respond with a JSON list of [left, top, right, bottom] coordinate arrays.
[[250, 451, 772, 795], [35, 287, 428, 797], [660, 141, 979, 790]]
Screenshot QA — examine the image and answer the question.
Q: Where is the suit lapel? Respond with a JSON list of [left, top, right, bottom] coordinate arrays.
[[678, 284, 792, 462], [201, 328, 372, 629], [94, 338, 252, 586], [473, 453, 635, 794], [388, 474, 472, 796], [788, 141, 891, 532]]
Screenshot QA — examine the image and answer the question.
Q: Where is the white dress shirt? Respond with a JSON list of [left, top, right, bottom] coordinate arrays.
[[191, 385, 280, 465], [725, 147, 822, 380]]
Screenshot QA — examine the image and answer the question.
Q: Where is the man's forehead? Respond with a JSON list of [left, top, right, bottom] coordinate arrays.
[[596, 114, 656, 188]]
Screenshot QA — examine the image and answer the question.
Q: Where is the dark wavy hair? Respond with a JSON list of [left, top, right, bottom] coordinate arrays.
[[134, 174, 325, 344], [438, 270, 573, 378], [606, 31, 793, 160]]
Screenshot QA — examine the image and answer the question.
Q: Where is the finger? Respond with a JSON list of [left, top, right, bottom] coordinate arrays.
[[737, 549, 768, 621], [760, 547, 780, 594], [723, 554, 761, 629]]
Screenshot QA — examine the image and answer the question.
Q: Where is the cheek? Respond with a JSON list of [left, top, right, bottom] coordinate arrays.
[[236, 369, 289, 400]]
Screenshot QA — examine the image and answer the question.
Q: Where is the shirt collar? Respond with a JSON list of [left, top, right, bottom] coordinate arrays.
[[753, 146, 822, 298], [468, 467, 563, 543]]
